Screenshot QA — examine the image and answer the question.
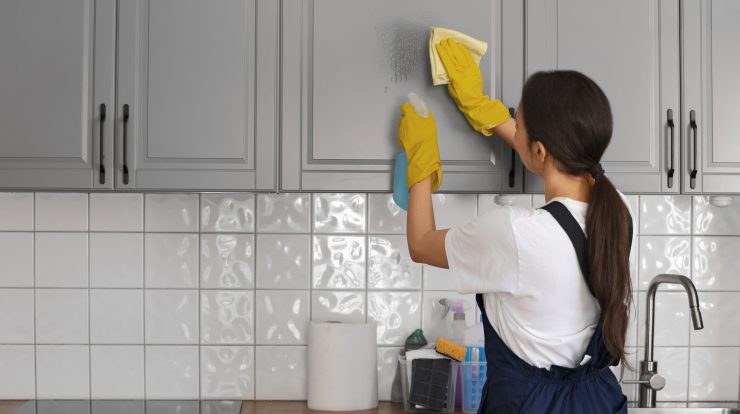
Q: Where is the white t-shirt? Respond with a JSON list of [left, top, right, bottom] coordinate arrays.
[[444, 194, 635, 370]]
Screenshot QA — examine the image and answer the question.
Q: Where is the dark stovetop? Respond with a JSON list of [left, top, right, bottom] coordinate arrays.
[[11, 400, 243, 414]]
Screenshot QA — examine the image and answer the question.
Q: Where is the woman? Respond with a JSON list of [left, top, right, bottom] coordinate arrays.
[[398, 39, 634, 413]]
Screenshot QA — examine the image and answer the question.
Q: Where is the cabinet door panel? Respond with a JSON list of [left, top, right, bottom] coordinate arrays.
[[117, 0, 277, 190], [683, 0, 740, 193], [282, 0, 523, 192], [0, 0, 115, 189], [525, 0, 679, 194]]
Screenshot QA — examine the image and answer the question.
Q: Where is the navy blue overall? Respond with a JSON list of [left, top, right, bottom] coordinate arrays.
[[474, 201, 630, 414]]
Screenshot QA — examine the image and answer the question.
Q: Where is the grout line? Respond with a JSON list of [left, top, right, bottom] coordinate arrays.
[[87, 193, 91, 399], [32, 192, 37, 400], [197, 193, 201, 400]]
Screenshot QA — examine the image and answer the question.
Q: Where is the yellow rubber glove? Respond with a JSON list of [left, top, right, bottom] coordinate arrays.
[[435, 38, 510, 136], [398, 103, 443, 192]]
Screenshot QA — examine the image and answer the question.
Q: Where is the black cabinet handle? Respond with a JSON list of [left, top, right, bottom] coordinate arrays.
[[122, 104, 130, 185], [667, 109, 675, 188], [99, 103, 106, 184], [508, 107, 516, 188], [689, 110, 698, 190]]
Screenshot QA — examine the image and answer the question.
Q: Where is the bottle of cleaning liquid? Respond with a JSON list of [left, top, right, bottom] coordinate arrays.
[[450, 302, 467, 341], [392, 93, 429, 210]]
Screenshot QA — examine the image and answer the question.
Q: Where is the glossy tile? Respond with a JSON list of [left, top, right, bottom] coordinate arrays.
[[312, 235, 366, 289], [145, 346, 199, 399], [0, 345, 35, 398], [693, 237, 740, 291], [90, 193, 143, 231], [637, 292, 690, 347], [368, 235, 420, 289], [532, 194, 547, 208], [255, 291, 309, 345], [35, 232, 88, 287], [90, 233, 143, 288], [478, 194, 532, 214], [200, 401, 243, 414], [145, 290, 199, 344], [90, 401, 144, 414], [0, 233, 33, 287], [690, 292, 740, 346], [35, 193, 88, 231], [638, 236, 691, 291], [146, 401, 197, 414], [145, 194, 199, 232], [36, 345, 89, 399], [423, 266, 457, 291], [432, 194, 477, 228], [420, 291, 477, 343], [689, 347, 740, 401], [255, 346, 307, 400], [257, 193, 310, 233], [0, 289, 33, 343], [367, 292, 422, 346], [256, 234, 310, 289], [694, 196, 740, 235], [201, 290, 254, 345], [201, 193, 255, 233], [0, 193, 33, 231], [635, 347, 688, 402], [367, 193, 406, 234], [145, 233, 198, 288], [311, 291, 365, 323], [313, 193, 366, 233], [90, 289, 143, 344], [36, 401, 89, 414], [639, 195, 691, 235], [377, 347, 402, 401], [90, 345, 145, 399], [35, 289, 88, 344], [201, 346, 254, 399], [201, 234, 254, 289]]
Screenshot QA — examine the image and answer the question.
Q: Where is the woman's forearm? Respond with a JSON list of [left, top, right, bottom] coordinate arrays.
[[406, 176, 449, 268], [491, 117, 516, 149]]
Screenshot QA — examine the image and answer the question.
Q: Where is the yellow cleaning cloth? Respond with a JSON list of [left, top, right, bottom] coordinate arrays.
[[429, 27, 487, 86]]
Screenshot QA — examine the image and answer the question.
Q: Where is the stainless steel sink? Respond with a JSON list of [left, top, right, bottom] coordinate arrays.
[[630, 409, 740, 413]]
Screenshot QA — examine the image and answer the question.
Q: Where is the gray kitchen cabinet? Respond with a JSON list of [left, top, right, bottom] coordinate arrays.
[[280, 0, 524, 192], [524, 0, 680, 194], [681, 0, 740, 193], [0, 0, 116, 190], [116, 0, 278, 191]]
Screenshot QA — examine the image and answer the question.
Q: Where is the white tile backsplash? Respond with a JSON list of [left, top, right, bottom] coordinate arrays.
[[90, 193, 144, 232], [5, 192, 740, 403], [0, 232, 33, 287], [90, 345, 145, 399], [35, 232, 88, 287], [35, 193, 88, 231], [0, 289, 34, 343], [0, 193, 34, 231], [90, 233, 143, 288]]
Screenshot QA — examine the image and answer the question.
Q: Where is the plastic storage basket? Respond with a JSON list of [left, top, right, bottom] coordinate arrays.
[[399, 353, 458, 413], [460, 361, 487, 413]]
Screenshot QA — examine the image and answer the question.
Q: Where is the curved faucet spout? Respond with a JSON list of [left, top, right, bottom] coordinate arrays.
[[645, 274, 704, 363]]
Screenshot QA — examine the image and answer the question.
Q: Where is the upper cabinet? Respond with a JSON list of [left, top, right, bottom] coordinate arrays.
[[280, 0, 524, 192], [681, 0, 740, 193], [524, 0, 680, 194], [0, 0, 116, 190], [116, 0, 278, 191]]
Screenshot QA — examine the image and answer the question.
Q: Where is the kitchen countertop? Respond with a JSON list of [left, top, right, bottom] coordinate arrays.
[[0, 401, 468, 414]]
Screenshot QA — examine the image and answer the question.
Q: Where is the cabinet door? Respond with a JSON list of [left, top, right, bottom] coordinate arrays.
[[0, 0, 115, 189], [524, 0, 680, 194], [117, 0, 277, 191], [682, 0, 740, 193], [281, 0, 524, 192]]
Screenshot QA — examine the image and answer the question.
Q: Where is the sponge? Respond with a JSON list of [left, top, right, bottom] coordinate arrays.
[[435, 336, 467, 362]]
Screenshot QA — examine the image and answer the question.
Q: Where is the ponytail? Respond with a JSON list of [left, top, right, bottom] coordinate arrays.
[[521, 70, 633, 367]]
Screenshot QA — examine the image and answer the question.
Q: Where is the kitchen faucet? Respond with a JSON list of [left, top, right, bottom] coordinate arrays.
[[623, 274, 704, 408]]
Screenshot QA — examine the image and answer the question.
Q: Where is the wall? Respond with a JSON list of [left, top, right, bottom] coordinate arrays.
[[0, 192, 739, 406]]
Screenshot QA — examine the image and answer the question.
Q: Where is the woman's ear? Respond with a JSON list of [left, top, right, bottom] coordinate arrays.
[[533, 140, 547, 164]]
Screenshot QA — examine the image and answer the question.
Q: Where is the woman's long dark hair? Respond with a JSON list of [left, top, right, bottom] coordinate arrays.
[[521, 70, 632, 367]]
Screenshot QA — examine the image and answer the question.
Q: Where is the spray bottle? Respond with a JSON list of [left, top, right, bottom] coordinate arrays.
[[438, 298, 467, 341], [392, 93, 429, 210]]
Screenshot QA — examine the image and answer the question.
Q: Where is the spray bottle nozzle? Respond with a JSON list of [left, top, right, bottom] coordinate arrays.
[[438, 298, 466, 320]]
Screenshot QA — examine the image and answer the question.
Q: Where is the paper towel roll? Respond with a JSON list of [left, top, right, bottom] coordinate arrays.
[[307, 321, 378, 411]]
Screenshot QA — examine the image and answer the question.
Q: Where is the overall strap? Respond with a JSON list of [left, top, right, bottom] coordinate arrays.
[[539, 201, 633, 296]]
